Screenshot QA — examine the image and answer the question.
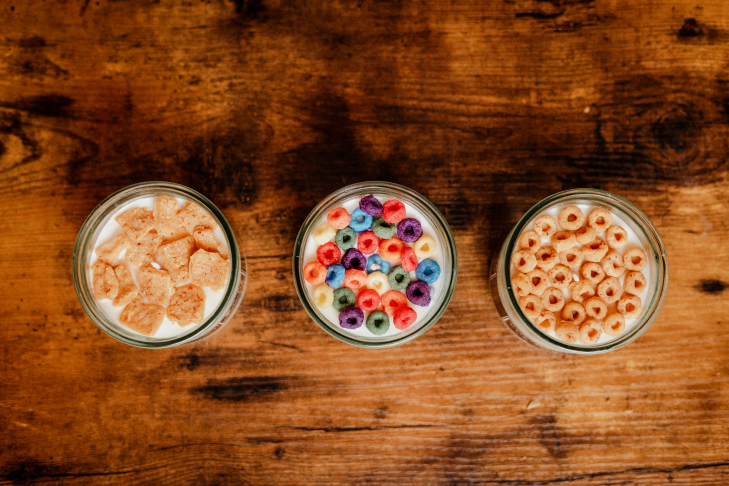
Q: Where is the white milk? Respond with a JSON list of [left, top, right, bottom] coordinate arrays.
[[303, 195, 445, 338], [511, 204, 650, 345], [88, 196, 230, 339]]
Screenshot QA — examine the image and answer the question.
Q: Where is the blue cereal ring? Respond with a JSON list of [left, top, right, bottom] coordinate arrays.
[[325, 264, 345, 288], [349, 208, 373, 232], [415, 258, 441, 284], [366, 254, 391, 274]]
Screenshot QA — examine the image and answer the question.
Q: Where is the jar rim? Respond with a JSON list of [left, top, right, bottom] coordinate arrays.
[[72, 181, 245, 348], [292, 181, 458, 348]]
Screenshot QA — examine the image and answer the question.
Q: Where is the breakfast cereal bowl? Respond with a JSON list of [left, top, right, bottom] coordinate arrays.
[[293, 182, 458, 348], [489, 188, 668, 354]]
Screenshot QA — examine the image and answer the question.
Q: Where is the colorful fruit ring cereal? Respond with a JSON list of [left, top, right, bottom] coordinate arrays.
[[579, 319, 602, 344], [382, 199, 406, 224], [366, 271, 390, 295], [562, 301, 586, 325], [393, 306, 417, 330], [526, 269, 550, 296], [397, 218, 423, 243], [312, 284, 334, 309], [512, 272, 533, 297], [535, 310, 557, 333], [304, 261, 327, 285], [570, 280, 595, 303], [379, 238, 405, 262], [332, 287, 356, 311], [602, 313, 626, 336], [606, 225, 628, 249], [341, 248, 366, 271], [582, 238, 608, 262], [541, 287, 565, 312], [533, 215, 558, 238], [558, 206, 585, 231], [327, 207, 351, 229], [580, 262, 605, 285], [413, 235, 437, 259], [359, 195, 383, 217], [518, 295, 542, 321], [617, 295, 642, 319], [366, 254, 391, 274], [512, 249, 537, 273], [344, 269, 368, 290], [349, 207, 373, 232], [357, 289, 381, 312], [382, 290, 407, 317], [584, 296, 608, 320], [548, 264, 572, 290], [559, 247, 583, 271], [624, 248, 648, 271], [387, 266, 411, 291], [555, 321, 580, 343], [317, 242, 341, 266], [624, 271, 647, 295], [400, 247, 419, 272], [519, 230, 541, 253], [366, 310, 391, 336], [574, 225, 595, 245], [601, 250, 626, 278], [534, 246, 559, 271], [415, 259, 441, 285], [357, 231, 380, 255], [371, 217, 397, 239], [587, 208, 613, 232], [313, 223, 337, 245], [339, 307, 364, 329], [552, 231, 577, 252], [406, 280, 431, 307], [336, 227, 357, 250], [597, 277, 622, 304], [325, 264, 345, 288]]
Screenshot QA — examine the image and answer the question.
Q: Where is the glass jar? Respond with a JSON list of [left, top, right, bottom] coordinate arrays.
[[293, 181, 458, 348], [72, 181, 247, 348], [489, 188, 668, 354]]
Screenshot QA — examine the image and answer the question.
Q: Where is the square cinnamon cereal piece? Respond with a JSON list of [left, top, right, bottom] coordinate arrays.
[[190, 249, 229, 291], [167, 284, 206, 326], [136, 264, 173, 306], [91, 261, 119, 300], [115, 207, 155, 242], [126, 230, 165, 266], [95, 234, 130, 264], [154, 196, 188, 239], [156, 235, 196, 285], [177, 202, 217, 234], [119, 296, 165, 336], [192, 226, 228, 259], [112, 264, 138, 307]]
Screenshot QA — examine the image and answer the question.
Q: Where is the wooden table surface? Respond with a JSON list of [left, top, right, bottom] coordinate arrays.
[[2, 0, 729, 484]]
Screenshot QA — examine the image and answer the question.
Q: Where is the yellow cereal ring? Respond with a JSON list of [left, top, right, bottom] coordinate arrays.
[[617, 295, 642, 319], [582, 238, 608, 262], [526, 269, 550, 296], [624, 248, 648, 271], [555, 320, 580, 343], [512, 272, 533, 297], [562, 301, 586, 325], [580, 262, 605, 285], [551, 231, 576, 252], [312, 284, 334, 309], [624, 271, 647, 295], [535, 246, 559, 271], [541, 287, 565, 312], [533, 215, 558, 238], [587, 208, 613, 232], [313, 222, 337, 246], [570, 280, 595, 303], [574, 225, 595, 245], [558, 206, 585, 231], [519, 230, 541, 253], [519, 294, 542, 321], [597, 277, 622, 304], [606, 225, 628, 249], [579, 319, 603, 344], [559, 247, 583, 271], [601, 250, 626, 278], [584, 296, 608, 320], [413, 235, 437, 259], [512, 249, 537, 273], [603, 313, 625, 336], [366, 271, 390, 295], [548, 264, 573, 290], [535, 310, 557, 333]]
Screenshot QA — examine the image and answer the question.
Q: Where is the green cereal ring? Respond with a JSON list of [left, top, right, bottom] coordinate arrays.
[[332, 287, 356, 311], [372, 217, 397, 239], [387, 266, 411, 291], [336, 227, 356, 251], [366, 310, 390, 336]]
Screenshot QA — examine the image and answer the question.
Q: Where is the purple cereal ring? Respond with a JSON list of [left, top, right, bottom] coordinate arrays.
[[406, 280, 431, 307], [339, 307, 364, 329], [359, 195, 383, 217], [341, 248, 366, 271], [397, 218, 422, 243]]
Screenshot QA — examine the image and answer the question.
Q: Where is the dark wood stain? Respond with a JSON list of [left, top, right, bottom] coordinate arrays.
[[194, 377, 287, 402], [697, 279, 727, 295]]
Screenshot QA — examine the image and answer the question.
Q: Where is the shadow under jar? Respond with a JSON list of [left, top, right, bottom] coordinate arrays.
[[73, 182, 247, 348], [293, 182, 458, 348], [489, 188, 668, 354]]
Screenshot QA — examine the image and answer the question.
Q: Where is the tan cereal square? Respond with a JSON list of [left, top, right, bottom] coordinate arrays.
[[119, 295, 165, 336], [136, 264, 173, 307], [167, 284, 206, 326], [190, 248, 229, 291], [126, 230, 165, 266], [154, 196, 189, 239], [95, 234, 130, 264], [156, 235, 196, 285], [91, 261, 118, 300], [115, 207, 155, 242], [192, 226, 228, 259], [177, 202, 216, 234], [112, 264, 139, 307]]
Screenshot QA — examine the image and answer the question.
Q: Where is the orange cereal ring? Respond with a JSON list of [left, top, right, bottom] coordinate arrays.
[[304, 261, 327, 285], [574, 225, 595, 245], [584, 296, 608, 320], [579, 319, 602, 345], [601, 250, 626, 278], [597, 277, 622, 304], [562, 301, 586, 325], [559, 247, 583, 271], [343, 269, 368, 290], [606, 225, 628, 249], [518, 294, 542, 321], [519, 230, 541, 253], [570, 280, 595, 303], [541, 287, 565, 312], [582, 238, 608, 263], [378, 238, 405, 262], [535, 310, 557, 333], [617, 295, 642, 319], [512, 249, 537, 273], [602, 313, 625, 336], [535, 246, 559, 271], [548, 264, 572, 290], [558, 206, 585, 231], [555, 320, 580, 343], [587, 208, 613, 232], [526, 269, 550, 296], [624, 271, 647, 295], [327, 207, 351, 229], [533, 215, 558, 238], [624, 248, 648, 271], [551, 231, 576, 252], [581, 262, 605, 285], [512, 272, 533, 297], [382, 290, 407, 316]]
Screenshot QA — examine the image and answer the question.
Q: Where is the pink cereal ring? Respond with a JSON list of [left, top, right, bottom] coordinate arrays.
[[327, 207, 351, 229]]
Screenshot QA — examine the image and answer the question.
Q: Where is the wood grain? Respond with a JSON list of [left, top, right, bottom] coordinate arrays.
[[2, 0, 729, 484]]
